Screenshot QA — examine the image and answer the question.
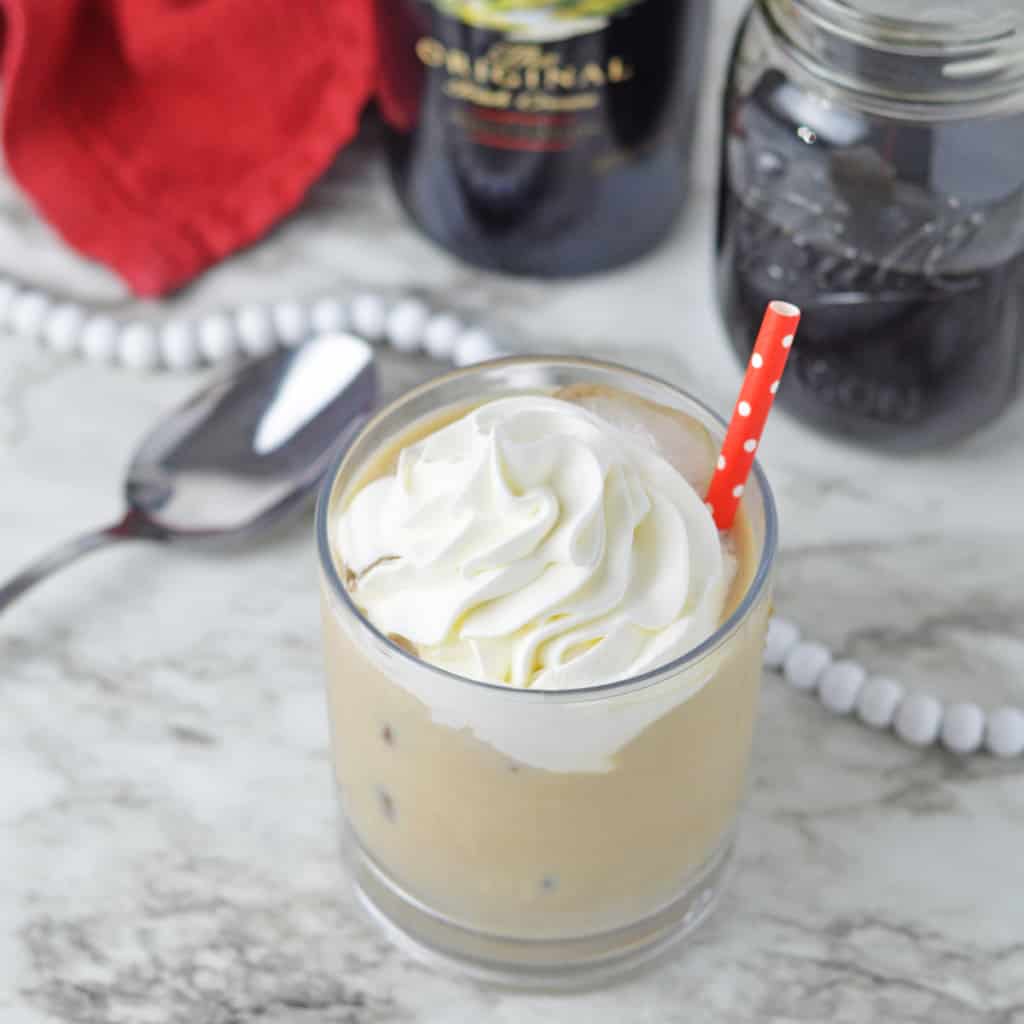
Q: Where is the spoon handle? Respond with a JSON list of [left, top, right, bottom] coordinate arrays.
[[0, 514, 144, 613]]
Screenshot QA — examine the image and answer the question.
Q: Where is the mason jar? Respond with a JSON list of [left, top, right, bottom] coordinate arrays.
[[717, 0, 1024, 450]]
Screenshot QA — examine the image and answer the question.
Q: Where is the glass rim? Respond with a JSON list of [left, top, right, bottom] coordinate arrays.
[[315, 356, 779, 703]]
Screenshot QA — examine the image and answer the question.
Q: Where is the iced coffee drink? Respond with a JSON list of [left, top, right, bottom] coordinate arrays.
[[316, 359, 776, 985]]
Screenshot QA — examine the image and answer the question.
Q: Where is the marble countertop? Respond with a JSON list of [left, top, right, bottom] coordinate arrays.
[[3, 3, 1023, 1021]]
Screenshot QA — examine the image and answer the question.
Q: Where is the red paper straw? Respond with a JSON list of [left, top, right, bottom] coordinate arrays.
[[705, 300, 801, 531]]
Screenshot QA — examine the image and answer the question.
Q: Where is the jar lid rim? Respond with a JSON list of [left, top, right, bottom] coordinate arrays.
[[763, 0, 1024, 107], [790, 0, 1023, 51]]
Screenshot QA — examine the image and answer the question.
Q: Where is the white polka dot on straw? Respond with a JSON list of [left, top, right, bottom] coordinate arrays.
[[738, 401, 752, 417], [782, 334, 794, 348], [770, 381, 780, 394], [717, 455, 727, 470], [744, 439, 758, 453], [751, 353, 764, 368]]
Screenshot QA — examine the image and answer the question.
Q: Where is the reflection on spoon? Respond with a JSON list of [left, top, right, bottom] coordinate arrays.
[[0, 333, 377, 613], [255, 334, 374, 455]]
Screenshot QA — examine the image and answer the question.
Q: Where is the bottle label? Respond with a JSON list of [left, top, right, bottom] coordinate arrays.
[[430, 0, 642, 41], [417, 0, 646, 154]]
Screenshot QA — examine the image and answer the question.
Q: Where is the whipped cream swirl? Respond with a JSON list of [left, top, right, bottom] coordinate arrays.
[[336, 395, 732, 691]]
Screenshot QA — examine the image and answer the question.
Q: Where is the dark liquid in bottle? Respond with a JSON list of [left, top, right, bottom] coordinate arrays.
[[717, 69, 1024, 450], [381, 0, 709, 277]]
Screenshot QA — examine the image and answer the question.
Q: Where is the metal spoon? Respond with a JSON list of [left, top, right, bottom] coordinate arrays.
[[0, 333, 377, 612]]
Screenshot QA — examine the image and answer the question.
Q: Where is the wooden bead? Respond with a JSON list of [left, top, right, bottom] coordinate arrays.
[[386, 299, 429, 353], [453, 328, 503, 367], [985, 707, 1024, 758], [0, 279, 17, 326], [856, 677, 904, 730], [9, 290, 51, 339], [236, 305, 276, 357], [118, 322, 161, 371], [272, 301, 309, 347], [160, 320, 201, 371], [310, 297, 348, 335], [198, 314, 239, 363], [894, 693, 943, 747], [424, 313, 462, 360], [940, 703, 985, 755], [43, 304, 86, 355], [350, 293, 386, 340], [818, 660, 866, 715], [763, 617, 800, 669], [782, 642, 831, 692], [81, 316, 119, 364]]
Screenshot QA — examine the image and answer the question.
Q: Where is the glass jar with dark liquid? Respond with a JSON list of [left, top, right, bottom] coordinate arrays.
[[717, 1, 1024, 449]]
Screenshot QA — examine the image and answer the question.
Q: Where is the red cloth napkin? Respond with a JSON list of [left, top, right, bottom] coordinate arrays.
[[0, 0, 378, 296]]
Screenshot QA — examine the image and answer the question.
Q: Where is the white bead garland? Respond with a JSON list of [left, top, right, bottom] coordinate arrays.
[[783, 642, 832, 692], [0, 279, 17, 326], [198, 313, 238, 364], [160, 320, 201, 371], [856, 677, 904, 730], [763, 617, 800, 669], [985, 707, 1024, 758], [81, 315, 119, 364], [818, 660, 866, 715], [118, 322, 161, 372], [10, 290, 51, 338], [0, 279, 516, 376], [895, 693, 943, 747], [272, 301, 309, 347], [386, 299, 430, 353], [43, 304, 85, 355], [453, 327, 503, 367], [236, 305, 276, 358], [2, 270, 1020, 759], [350, 292, 387, 340], [310, 297, 347, 336], [941, 703, 985, 755], [424, 313, 462, 360]]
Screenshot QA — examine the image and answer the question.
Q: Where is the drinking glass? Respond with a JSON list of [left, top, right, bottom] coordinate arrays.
[[316, 358, 777, 987]]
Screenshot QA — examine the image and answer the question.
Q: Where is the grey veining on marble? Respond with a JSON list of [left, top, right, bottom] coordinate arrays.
[[2, 2, 1024, 1021]]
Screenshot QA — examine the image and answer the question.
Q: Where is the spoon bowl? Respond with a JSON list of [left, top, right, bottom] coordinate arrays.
[[0, 333, 377, 610]]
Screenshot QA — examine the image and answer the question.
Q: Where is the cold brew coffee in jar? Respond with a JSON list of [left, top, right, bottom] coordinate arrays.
[[717, 1, 1024, 450]]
